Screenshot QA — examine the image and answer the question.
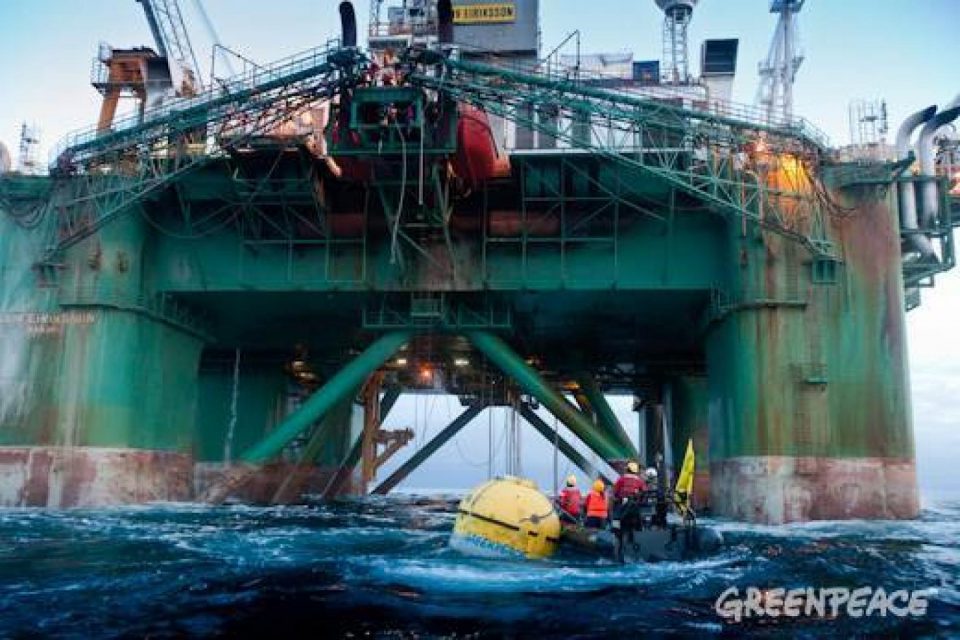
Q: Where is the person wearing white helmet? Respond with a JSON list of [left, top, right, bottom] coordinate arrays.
[[644, 467, 658, 488]]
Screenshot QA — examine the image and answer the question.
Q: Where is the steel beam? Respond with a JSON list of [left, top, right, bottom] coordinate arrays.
[[380, 386, 402, 420], [466, 331, 629, 462], [321, 434, 364, 500], [270, 412, 340, 504], [520, 404, 612, 485], [361, 373, 384, 488], [577, 375, 638, 458], [240, 331, 412, 463], [572, 392, 594, 419], [371, 403, 485, 495]]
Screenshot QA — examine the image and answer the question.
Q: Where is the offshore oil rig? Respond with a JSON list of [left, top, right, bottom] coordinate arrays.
[[1, 0, 958, 523]]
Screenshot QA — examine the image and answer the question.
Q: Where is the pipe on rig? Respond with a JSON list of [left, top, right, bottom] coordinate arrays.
[[576, 375, 638, 459], [466, 331, 631, 463], [918, 105, 960, 228], [896, 105, 937, 259]]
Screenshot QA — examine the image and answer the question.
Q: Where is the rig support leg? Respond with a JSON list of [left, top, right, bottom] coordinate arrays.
[[466, 331, 629, 464], [642, 402, 665, 467], [519, 404, 612, 485], [240, 331, 411, 464], [372, 403, 485, 495], [577, 375, 638, 461], [200, 331, 410, 503], [321, 434, 365, 500], [380, 385, 402, 420], [360, 373, 385, 490], [707, 202, 918, 523], [670, 376, 710, 510]]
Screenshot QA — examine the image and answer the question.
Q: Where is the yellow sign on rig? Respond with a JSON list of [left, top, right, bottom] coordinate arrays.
[[453, 2, 517, 24]]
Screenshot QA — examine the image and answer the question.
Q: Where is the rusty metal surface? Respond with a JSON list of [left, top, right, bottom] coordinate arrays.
[[0, 446, 192, 507], [704, 185, 917, 522], [710, 456, 919, 524], [193, 462, 362, 504]]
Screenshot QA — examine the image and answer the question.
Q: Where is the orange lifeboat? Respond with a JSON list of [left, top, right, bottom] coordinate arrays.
[[452, 104, 511, 191]]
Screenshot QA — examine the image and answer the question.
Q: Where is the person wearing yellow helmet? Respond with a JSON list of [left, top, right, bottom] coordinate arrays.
[[556, 474, 582, 523], [583, 478, 609, 529]]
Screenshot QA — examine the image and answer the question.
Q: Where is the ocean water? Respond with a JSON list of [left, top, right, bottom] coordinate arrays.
[[0, 496, 957, 639]]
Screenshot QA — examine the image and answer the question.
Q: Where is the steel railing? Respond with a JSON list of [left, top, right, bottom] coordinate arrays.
[[50, 38, 345, 167]]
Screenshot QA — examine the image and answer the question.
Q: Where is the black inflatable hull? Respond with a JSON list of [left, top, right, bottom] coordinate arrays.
[[561, 523, 723, 563]]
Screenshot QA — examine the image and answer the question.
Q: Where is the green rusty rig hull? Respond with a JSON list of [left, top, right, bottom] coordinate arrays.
[[2, 47, 956, 522], [0, 152, 935, 522]]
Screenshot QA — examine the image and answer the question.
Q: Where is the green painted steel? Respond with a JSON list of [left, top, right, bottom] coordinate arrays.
[[194, 359, 288, 462], [642, 404, 665, 465], [312, 395, 364, 469], [46, 42, 359, 260], [577, 376, 638, 458], [0, 51, 947, 515], [411, 53, 833, 257], [466, 331, 630, 462], [704, 187, 914, 462], [1, 194, 203, 453], [670, 376, 709, 473], [240, 331, 411, 463], [519, 404, 611, 485], [372, 403, 485, 495]]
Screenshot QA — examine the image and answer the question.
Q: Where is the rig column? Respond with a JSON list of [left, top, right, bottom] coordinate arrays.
[[0, 212, 203, 507], [706, 193, 919, 523], [670, 376, 710, 510]]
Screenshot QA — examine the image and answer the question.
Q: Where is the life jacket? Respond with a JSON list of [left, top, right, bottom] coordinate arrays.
[[584, 490, 608, 519], [558, 487, 582, 516], [613, 473, 646, 500]]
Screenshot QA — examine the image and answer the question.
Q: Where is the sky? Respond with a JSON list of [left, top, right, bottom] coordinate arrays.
[[0, 1, 958, 498]]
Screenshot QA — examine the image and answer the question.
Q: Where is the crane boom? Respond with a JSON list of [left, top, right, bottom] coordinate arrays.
[[136, 0, 203, 94]]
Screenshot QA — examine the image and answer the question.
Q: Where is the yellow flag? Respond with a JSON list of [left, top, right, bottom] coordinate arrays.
[[674, 439, 695, 511]]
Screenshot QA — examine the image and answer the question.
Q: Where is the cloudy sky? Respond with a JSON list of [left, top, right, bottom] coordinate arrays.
[[0, 1, 957, 498]]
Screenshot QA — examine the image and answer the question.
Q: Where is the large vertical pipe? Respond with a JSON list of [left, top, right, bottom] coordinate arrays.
[[577, 376, 638, 458], [896, 105, 937, 258], [466, 332, 629, 462], [519, 404, 611, 484], [919, 105, 960, 226], [339, 2, 357, 48], [372, 403, 485, 495], [240, 331, 411, 463], [437, 0, 454, 45]]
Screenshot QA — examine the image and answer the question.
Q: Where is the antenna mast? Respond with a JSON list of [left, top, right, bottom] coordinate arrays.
[[654, 0, 699, 84]]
